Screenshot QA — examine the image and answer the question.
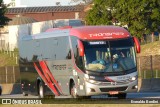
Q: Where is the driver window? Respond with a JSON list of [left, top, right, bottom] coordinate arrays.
[[71, 36, 84, 71]]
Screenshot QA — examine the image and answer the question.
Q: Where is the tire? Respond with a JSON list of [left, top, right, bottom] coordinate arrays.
[[39, 82, 45, 98], [70, 82, 78, 98], [117, 93, 127, 99]]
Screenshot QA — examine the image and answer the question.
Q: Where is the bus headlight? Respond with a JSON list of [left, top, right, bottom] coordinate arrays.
[[85, 79, 101, 84], [88, 80, 96, 84], [131, 77, 136, 81], [130, 75, 137, 81], [84, 74, 89, 79], [84, 74, 100, 84]]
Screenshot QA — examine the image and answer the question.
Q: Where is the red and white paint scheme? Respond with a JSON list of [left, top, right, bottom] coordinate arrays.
[[19, 26, 140, 99]]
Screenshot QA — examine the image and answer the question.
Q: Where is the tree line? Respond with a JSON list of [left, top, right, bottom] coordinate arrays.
[[1, 0, 160, 39], [85, 0, 160, 38]]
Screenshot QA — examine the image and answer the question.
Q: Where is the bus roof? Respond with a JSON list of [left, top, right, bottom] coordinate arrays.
[[21, 26, 130, 41], [70, 26, 130, 40]]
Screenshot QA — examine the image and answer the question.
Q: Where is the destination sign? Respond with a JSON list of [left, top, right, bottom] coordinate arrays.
[[89, 41, 106, 45]]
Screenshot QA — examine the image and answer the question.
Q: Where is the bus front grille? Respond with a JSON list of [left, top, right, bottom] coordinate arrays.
[[100, 86, 128, 92]]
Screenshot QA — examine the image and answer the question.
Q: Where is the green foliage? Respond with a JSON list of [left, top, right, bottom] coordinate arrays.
[[0, 0, 10, 28], [0, 49, 19, 67], [85, 0, 160, 38], [85, 0, 114, 25], [0, 50, 19, 67]]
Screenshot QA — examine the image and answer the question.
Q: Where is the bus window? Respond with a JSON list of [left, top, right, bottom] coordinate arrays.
[[83, 38, 136, 73], [83, 41, 112, 72], [71, 36, 84, 71], [109, 38, 136, 72], [66, 49, 71, 59]]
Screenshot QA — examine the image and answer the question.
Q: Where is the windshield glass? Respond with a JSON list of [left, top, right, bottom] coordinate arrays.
[[83, 38, 136, 73]]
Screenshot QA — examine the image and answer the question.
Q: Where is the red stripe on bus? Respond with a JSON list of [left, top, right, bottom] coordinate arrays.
[[43, 61, 64, 94], [104, 76, 115, 82], [39, 62, 51, 83], [34, 63, 48, 84], [34, 62, 59, 96], [40, 61, 63, 95]]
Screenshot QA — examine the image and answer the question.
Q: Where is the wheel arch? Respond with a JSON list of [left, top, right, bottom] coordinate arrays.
[[69, 77, 75, 95]]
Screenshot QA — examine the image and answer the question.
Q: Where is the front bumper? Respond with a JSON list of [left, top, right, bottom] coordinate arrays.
[[85, 80, 138, 96]]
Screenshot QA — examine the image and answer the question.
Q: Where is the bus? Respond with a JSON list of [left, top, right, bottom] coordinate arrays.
[[18, 26, 140, 99]]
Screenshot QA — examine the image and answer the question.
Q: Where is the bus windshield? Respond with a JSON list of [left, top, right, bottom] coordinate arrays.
[[83, 38, 136, 73]]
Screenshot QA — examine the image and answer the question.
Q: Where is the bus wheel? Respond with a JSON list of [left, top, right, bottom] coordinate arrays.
[[71, 82, 78, 98], [39, 82, 44, 98], [117, 93, 127, 99]]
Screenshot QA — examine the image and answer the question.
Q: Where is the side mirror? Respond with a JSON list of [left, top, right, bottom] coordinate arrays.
[[133, 37, 141, 53], [77, 40, 84, 56]]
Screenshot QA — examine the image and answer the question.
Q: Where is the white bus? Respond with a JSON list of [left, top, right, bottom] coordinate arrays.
[[19, 26, 140, 99]]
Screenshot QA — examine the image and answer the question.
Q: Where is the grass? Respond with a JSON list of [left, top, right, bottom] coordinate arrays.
[[0, 49, 19, 67], [138, 41, 160, 56], [139, 70, 160, 79]]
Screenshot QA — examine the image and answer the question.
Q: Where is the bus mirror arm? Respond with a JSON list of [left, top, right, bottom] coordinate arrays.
[[133, 37, 141, 53], [77, 40, 84, 56]]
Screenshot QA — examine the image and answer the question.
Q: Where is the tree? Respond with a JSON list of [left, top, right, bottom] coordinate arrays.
[[85, 0, 160, 38], [85, 0, 115, 25], [0, 0, 10, 28], [114, 0, 160, 37]]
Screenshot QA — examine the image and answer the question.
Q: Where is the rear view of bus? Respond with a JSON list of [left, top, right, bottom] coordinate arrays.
[[69, 26, 140, 99]]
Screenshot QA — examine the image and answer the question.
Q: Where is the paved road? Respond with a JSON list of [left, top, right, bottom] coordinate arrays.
[[0, 92, 160, 99], [1, 93, 160, 104]]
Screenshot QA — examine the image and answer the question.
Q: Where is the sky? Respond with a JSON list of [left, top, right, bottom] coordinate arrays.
[[3, 0, 79, 7]]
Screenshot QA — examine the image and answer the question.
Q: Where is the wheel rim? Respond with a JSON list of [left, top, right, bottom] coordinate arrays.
[[39, 85, 44, 98]]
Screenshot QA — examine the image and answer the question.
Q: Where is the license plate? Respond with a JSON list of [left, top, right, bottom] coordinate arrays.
[[109, 91, 119, 95]]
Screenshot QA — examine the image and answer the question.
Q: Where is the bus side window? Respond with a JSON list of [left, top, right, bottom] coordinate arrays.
[[66, 49, 71, 59], [66, 37, 71, 59], [75, 45, 84, 70], [71, 37, 84, 71]]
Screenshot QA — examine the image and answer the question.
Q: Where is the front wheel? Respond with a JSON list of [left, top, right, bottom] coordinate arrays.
[[70, 82, 78, 98]]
